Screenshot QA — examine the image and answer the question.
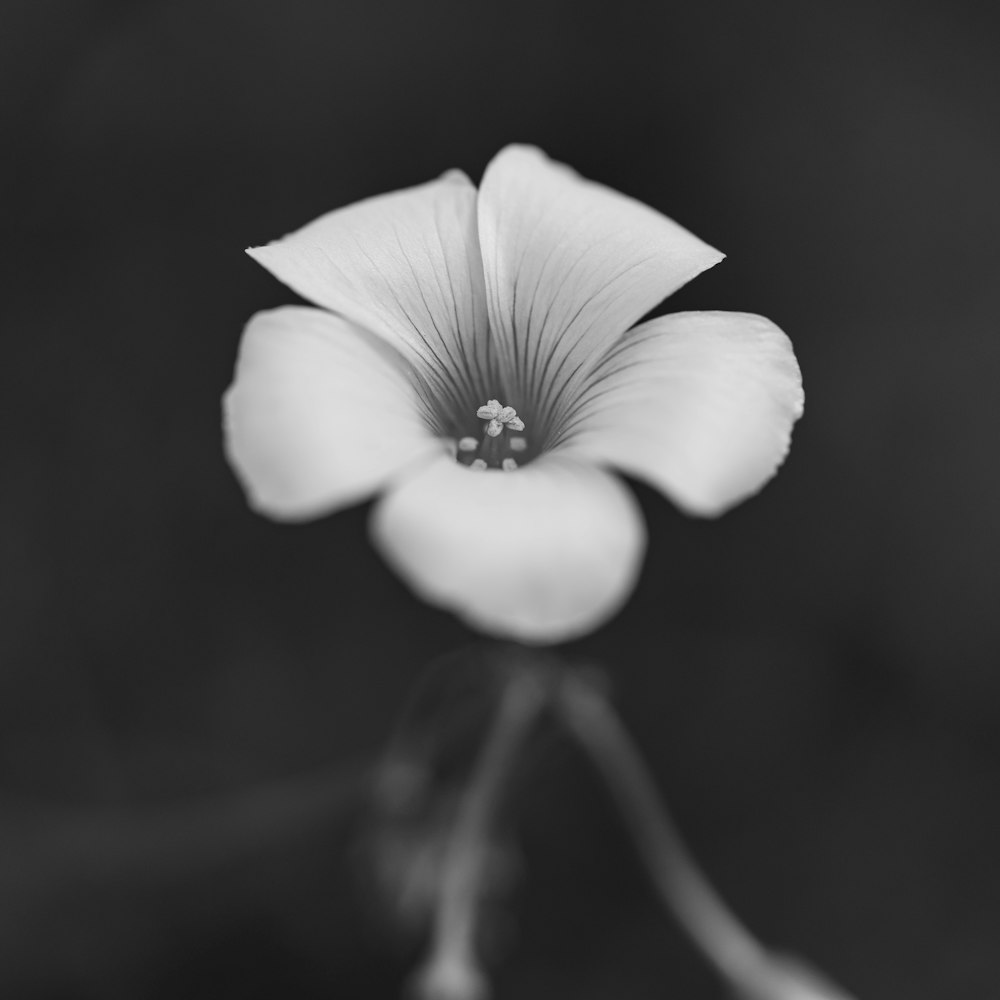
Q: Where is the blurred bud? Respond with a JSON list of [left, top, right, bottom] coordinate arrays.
[[357, 647, 537, 942], [373, 756, 432, 816], [365, 791, 521, 937]]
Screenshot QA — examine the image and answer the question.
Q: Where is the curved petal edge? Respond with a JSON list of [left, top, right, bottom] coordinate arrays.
[[370, 455, 647, 643], [475, 145, 726, 421], [223, 306, 441, 521], [558, 311, 804, 517]]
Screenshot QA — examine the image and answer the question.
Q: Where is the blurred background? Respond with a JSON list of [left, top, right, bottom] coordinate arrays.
[[3, 0, 999, 996]]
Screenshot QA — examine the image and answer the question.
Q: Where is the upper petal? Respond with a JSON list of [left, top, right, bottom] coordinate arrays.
[[476, 145, 724, 439], [555, 311, 804, 516], [247, 171, 491, 431], [370, 454, 646, 643], [223, 306, 442, 520]]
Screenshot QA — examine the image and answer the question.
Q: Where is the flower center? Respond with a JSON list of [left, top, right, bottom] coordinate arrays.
[[456, 399, 528, 471]]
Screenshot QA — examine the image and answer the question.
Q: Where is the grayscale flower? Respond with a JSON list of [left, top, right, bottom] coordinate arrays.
[[224, 146, 803, 641]]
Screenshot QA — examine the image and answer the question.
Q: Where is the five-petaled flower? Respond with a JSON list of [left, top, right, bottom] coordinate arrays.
[[224, 146, 803, 642]]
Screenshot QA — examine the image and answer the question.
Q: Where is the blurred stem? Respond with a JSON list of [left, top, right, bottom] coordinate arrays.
[[413, 663, 546, 1000], [554, 671, 771, 990], [409, 654, 853, 1000]]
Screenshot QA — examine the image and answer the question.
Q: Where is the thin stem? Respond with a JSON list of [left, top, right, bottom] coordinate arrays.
[[554, 672, 768, 985], [555, 673, 857, 999], [413, 667, 546, 1000]]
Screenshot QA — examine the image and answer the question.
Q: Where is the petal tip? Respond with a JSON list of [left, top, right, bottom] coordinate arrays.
[[245, 243, 272, 266], [438, 167, 474, 187]]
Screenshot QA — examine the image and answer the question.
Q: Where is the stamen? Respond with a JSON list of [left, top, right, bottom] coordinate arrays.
[[458, 400, 530, 472], [476, 399, 525, 437], [502, 408, 525, 432], [476, 400, 502, 421]]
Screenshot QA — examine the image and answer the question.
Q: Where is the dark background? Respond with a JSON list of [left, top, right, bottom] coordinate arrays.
[[3, 0, 999, 996]]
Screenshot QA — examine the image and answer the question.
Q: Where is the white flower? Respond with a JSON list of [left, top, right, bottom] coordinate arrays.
[[224, 146, 803, 642]]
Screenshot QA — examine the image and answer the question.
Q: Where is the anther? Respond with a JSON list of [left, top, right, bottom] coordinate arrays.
[[509, 437, 527, 453], [476, 399, 525, 437], [458, 437, 478, 452], [470, 459, 487, 471], [476, 399, 502, 420], [502, 458, 518, 472]]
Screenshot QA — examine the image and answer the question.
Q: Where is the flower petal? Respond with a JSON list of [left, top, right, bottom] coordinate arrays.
[[556, 311, 804, 516], [370, 455, 646, 642], [223, 306, 442, 520], [476, 145, 724, 435], [247, 171, 491, 431]]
